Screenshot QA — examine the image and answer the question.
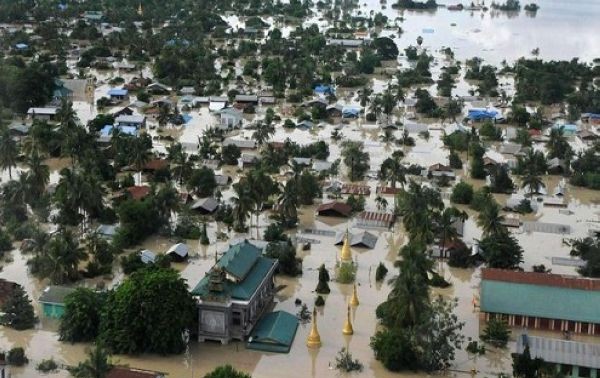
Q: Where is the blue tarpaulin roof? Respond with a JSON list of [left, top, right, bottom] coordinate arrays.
[[100, 125, 137, 137], [342, 106, 360, 118], [468, 109, 498, 120], [108, 88, 128, 96], [314, 85, 334, 94], [15, 43, 28, 49]]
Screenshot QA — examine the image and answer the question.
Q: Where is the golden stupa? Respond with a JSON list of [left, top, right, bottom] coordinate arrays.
[[340, 229, 352, 262], [342, 304, 354, 335], [306, 307, 322, 348], [137, 2, 143, 16], [350, 283, 360, 307]]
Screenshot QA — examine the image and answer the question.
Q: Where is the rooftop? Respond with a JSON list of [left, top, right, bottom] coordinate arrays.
[[246, 311, 299, 353], [516, 334, 600, 370], [39, 286, 76, 305]]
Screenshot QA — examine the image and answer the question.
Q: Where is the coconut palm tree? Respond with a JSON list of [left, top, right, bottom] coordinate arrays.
[[381, 86, 396, 122], [379, 157, 406, 188], [38, 229, 87, 284], [278, 180, 298, 228], [375, 195, 388, 211], [436, 207, 463, 257], [522, 173, 545, 197], [231, 183, 253, 233], [25, 149, 49, 197], [477, 202, 506, 237], [0, 128, 18, 179], [69, 343, 112, 378], [130, 137, 150, 185], [252, 121, 275, 147]]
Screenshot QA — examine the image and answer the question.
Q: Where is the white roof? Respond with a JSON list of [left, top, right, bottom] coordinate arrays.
[[166, 243, 189, 257], [115, 114, 145, 124], [517, 334, 600, 370], [27, 107, 58, 115]]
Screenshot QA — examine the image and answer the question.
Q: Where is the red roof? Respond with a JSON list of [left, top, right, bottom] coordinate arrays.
[[125, 186, 151, 200], [341, 184, 371, 195], [429, 163, 452, 172], [528, 129, 542, 136], [143, 158, 168, 171], [356, 211, 395, 225], [107, 367, 161, 378], [316, 202, 352, 217], [376, 186, 402, 195], [482, 268, 600, 291]]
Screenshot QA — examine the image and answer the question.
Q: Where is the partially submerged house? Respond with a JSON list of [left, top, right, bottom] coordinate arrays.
[[27, 107, 58, 121], [316, 202, 352, 217], [108, 88, 129, 101], [218, 107, 244, 129], [106, 367, 165, 378], [39, 286, 76, 318], [190, 197, 219, 215], [480, 269, 600, 335], [334, 230, 378, 249], [246, 311, 299, 353], [355, 211, 396, 229], [191, 241, 278, 344], [115, 114, 146, 129], [166, 243, 189, 261]]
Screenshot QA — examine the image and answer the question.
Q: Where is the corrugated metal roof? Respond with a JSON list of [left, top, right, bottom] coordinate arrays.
[[218, 241, 261, 280], [39, 286, 76, 305], [516, 334, 600, 369], [247, 311, 299, 353]]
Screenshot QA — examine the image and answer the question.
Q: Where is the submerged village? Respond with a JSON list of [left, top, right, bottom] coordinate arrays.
[[0, 0, 600, 377]]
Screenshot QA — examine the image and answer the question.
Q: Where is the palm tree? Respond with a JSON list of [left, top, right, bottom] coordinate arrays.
[[375, 195, 388, 211], [231, 184, 253, 233], [379, 129, 396, 144], [381, 86, 396, 123], [477, 202, 506, 237], [522, 174, 545, 197], [252, 121, 275, 147], [69, 343, 112, 378], [168, 143, 191, 185], [379, 157, 406, 188], [130, 137, 150, 185], [39, 229, 87, 284], [436, 207, 463, 257], [278, 180, 298, 228], [157, 104, 171, 127], [25, 149, 50, 197], [0, 128, 18, 179]]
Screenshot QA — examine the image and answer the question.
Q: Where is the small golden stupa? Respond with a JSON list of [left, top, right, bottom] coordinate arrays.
[[342, 304, 354, 335], [340, 229, 352, 262], [350, 283, 360, 307], [306, 307, 322, 348], [137, 2, 143, 16]]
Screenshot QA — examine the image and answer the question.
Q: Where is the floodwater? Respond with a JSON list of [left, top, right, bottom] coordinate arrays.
[[2, 1, 600, 377]]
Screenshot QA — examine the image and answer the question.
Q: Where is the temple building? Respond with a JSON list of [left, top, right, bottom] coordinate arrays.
[[191, 241, 278, 344], [480, 269, 600, 335]]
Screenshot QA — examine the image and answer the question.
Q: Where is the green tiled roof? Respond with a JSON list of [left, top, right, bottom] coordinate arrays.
[[481, 280, 600, 324], [218, 242, 261, 280], [246, 311, 299, 353], [191, 242, 276, 301]]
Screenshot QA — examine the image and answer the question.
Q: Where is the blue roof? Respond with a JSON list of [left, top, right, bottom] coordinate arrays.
[[553, 124, 578, 132], [314, 85, 334, 94], [468, 109, 498, 120], [246, 311, 299, 353], [15, 43, 28, 49], [342, 106, 360, 117], [481, 280, 600, 324], [108, 88, 128, 96], [100, 125, 137, 137]]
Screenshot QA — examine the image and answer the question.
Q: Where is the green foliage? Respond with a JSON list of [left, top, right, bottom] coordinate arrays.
[[470, 187, 493, 211], [199, 223, 210, 245], [114, 198, 160, 248], [341, 141, 370, 181], [337, 262, 356, 284], [335, 348, 363, 372], [466, 340, 486, 355], [479, 232, 523, 269], [479, 121, 502, 141], [346, 194, 365, 213], [1, 285, 36, 330], [59, 288, 105, 342], [37, 358, 58, 373], [448, 151, 463, 169], [7, 347, 28, 366], [315, 264, 331, 294], [100, 268, 196, 355], [375, 262, 388, 282], [450, 181, 474, 204], [187, 167, 217, 197], [204, 365, 251, 378], [315, 295, 325, 307], [415, 89, 440, 117], [263, 223, 287, 242], [264, 241, 301, 276], [372, 37, 398, 60], [174, 214, 201, 240], [569, 234, 600, 277], [489, 166, 515, 193], [221, 144, 241, 165], [512, 344, 549, 378], [481, 317, 510, 348], [448, 243, 475, 268], [443, 131, 470, 152], [69, 343, 112, 378]]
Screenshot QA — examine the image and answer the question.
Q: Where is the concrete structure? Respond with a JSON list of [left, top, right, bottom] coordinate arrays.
[[39, 286, 76, 318], [191, 241, 277, 344], [480, 269, 600, 335]]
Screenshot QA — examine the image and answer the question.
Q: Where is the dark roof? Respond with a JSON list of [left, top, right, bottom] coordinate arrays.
[[190, 197, 219, 213], [356, 211, 396, 225], [39, 286, 76, 305], [125, 186, 150, 201], [143, 159, 168, 171], [316, 202, 352, 217], [246, 311, 299, 353], [107, 367, 163, 378], [0, 279, 18, 307], [340, 184, 370, 195], [376, 186, 402, 195]]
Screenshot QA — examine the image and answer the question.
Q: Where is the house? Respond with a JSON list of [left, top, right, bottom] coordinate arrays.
[[8, 122, 31, 137], [234, 94, 258, 105], [114, 62, 136, 71], [405, 123, 429, 134], [246, 311, 299, 353], [314, 85, 334, 96], [326, 39, 364, 48], [547, 157, 568, 174], [296, 120, 314, 130], [516, 334, 600, 378], [579, 129, 598, 142], [290, 157, 311, 167], [39, 286, 76, 318], [140, 250, 156, 264], [146, 82, 171, 94], [27, 107, 58, 121], [240, 154, 259, 168], [191, 241, 278, 344], [303, 98, 328, 109], [341, 184, 370, 195], [115, 114, 146, 128], [143, 158, 168, 173], [0, 279, 18, 308], [108, 88, 129, 101], [480, 269, 600, 335], [223, 138, 256, 150], [468, 108, 499, 122], [190, 197, 219, 215], [500, 143, 525, 156], [123, 186, 151, 201], [376, 186, 402, 196], [428, 163, 456, 179], [355, 211, 396, 228], [334, 230, 378, 249], [219, 107, 244, 129], [180, 86, 196, 96], [96, 224, 118, 239], [215, 174, 232, 186], [83, 11, 103, 22], [342, 106, 361, 118], [209, 96, 228, 111], [166, 243, 189, 262], [312, 160, 332, 173], [553, 123, 578, 136], [106, 367, 165, 378], [326, 104, 343, 118], [316, 202, 352, 217]]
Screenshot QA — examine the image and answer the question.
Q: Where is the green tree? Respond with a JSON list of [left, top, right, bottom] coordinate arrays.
[[69, 343, 112, 378], [187, 167, 217, 197], [1, 285, 36, 330], [100, 268, 196, 355], [60, 288, 105, 342], [204, 365, 251, 378], [521, 174, 545, 197], [341, 141, 370, 181], [479, 231, 523, 269], [512, 344, 548, 378], [477, 202, 506, 237], [315, 264, 330, 294], [33, 229, 87, 284], [450, 181, 474, 204], [481, 317, 510, 348], [278, 180, 298, 228], [0, 128, 18, 179]]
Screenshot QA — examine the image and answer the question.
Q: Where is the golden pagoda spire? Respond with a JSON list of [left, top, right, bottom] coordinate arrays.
[[350, 283, 360, 307], [306, 307, 322, 348], [342, 304, 354, 335], [340, 228, 352, 262], [137, 2, 143, 16]]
